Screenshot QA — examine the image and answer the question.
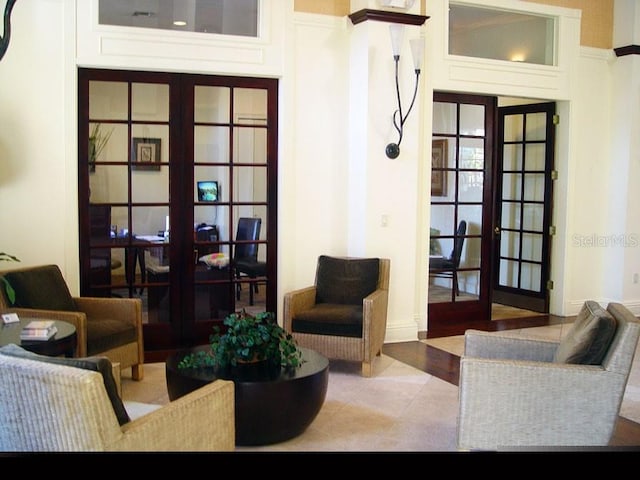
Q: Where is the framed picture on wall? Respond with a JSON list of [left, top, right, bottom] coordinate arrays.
[[431, 139, 447, 196], [132, 138, 161, 171]]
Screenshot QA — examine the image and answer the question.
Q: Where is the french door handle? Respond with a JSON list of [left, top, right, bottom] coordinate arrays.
[[494, 227, 501, 235]]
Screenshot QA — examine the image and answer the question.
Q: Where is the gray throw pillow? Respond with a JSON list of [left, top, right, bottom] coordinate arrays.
[[0, 343, 130, 425], [553, 301, 617, 365], [3, 265, 77, 311]]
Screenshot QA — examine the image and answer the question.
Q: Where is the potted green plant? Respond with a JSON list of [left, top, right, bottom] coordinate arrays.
[[0, 252, 19, 304], [89, 123, 113, 164], [178, 310, 304, 371]]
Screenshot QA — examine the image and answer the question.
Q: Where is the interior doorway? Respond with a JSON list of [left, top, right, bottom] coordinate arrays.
[[78, 68, 279, 360], [427, 92, 555, 337], [427, 92, 495, 336]]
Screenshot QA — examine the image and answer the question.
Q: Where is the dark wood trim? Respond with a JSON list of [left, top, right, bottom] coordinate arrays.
[[79, 68, 279, 355], [348, 9, 428, 26], [614, 45, 640, 57], [428, 92, 496, 332]]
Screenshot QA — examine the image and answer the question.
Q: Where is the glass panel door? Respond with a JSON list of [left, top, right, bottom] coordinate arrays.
[[79, 69, 278, 358], [493, 102, 555, 312], [428, 92, 495, 333]]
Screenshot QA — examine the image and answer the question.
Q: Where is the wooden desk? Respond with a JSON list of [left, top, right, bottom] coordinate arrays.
[[124, 235, 167, 293], [146, 264, 232, 323], [0, 318, 77, 357]]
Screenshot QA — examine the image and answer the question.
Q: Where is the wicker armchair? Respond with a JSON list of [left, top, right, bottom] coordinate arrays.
[[457, 302, 640, 450], [0, 346, 235, 452], [0, 264, 144, 380], [283, 256, 390, 377]]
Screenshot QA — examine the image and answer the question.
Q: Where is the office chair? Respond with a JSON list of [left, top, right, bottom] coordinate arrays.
[[89, 205, 122, 296], [429, 220, 466, 296], [234, 217, 266, 305]]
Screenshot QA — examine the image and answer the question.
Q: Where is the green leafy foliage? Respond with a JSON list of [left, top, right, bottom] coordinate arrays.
[[89, 123, 113, 161], [178, 310, 304, 370], [0, 253, 19, 304]]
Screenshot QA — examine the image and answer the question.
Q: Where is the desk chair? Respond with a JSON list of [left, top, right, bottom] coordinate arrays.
[[89, 204, 121, 296], [429, 220, 466, 296], [234, 217, 266, 306]]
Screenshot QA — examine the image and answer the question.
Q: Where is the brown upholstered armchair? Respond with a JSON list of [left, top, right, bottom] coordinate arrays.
[[0, 264, 144, 380], [283, 255, 390, 377]]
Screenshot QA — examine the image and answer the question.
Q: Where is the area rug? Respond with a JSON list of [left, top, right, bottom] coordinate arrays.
[[121, 355, 460, 452], [423, 325, 640, 425]]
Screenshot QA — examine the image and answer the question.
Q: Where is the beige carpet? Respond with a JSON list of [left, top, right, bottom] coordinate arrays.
[[121, 355, 460, 451], [423, 324, 640, 425]]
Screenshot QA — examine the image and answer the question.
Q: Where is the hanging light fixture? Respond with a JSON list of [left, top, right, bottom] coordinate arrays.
[[385, 24, 424, 159]]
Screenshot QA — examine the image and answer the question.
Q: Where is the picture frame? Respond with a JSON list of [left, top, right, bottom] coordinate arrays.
[[431, 139, 448, 197], [132, 138, 161, 171]]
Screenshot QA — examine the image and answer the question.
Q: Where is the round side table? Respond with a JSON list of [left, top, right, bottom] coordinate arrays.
[[0, 317, 77, 357]]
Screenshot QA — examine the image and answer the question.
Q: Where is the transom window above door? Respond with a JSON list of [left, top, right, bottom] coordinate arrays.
[[449, 2, 557, 66], [98, 0, 259, 37]]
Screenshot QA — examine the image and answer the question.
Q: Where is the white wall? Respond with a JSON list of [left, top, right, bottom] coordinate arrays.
[[0, 0, 79, 291], [0, 0, 637, 347], [608, 0, 640, 309]]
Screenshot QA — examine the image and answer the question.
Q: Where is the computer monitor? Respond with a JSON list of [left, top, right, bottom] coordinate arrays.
[[197, 181, 219, 202]]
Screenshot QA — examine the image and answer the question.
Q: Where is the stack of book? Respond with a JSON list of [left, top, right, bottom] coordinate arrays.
[[20, 320, 58, 341]]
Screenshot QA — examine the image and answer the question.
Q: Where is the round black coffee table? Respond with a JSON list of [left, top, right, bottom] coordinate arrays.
[[165, 346, 329, 446], [0, 317, 77, 357]]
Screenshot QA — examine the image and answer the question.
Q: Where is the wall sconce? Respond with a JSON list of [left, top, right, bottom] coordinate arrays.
[[385, 23, 424, 159], [0, 0, 17, 62]]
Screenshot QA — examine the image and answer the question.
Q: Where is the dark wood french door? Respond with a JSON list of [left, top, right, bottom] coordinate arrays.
[[78, 69, 278, 360], [492, 102, 556, 312], [428, 92, 496, 336]]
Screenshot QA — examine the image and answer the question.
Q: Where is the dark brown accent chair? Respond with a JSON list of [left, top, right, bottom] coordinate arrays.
[[0, 264, 144, 380], [283, 255, 390, 376]]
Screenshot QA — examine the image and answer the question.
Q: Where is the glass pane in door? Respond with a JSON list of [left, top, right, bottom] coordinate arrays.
[[495, 104, 554, 309], [429, 98, 486, 304]]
